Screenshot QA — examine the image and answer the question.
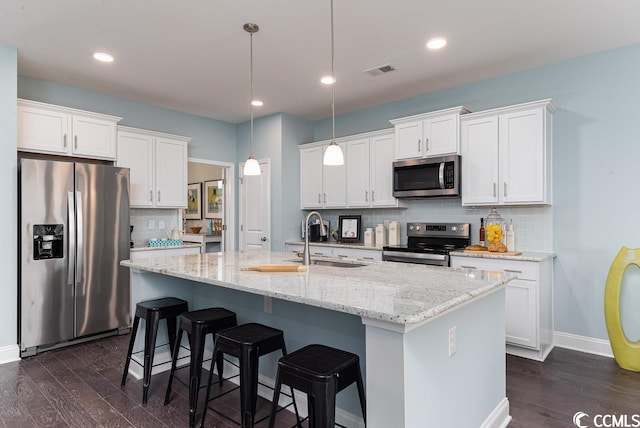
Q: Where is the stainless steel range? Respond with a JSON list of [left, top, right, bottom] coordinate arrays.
[[382, 222, 470, 266]]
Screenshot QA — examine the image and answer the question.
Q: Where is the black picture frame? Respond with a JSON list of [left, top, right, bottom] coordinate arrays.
[[338, 215, 361, 242]]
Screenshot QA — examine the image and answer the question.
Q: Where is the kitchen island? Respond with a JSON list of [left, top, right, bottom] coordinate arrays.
[[122, 251, 514, 428]]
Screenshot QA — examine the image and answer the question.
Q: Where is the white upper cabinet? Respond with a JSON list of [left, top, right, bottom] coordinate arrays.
[[17, 99, 121, 160], [300, 130, 403, 210], [390, 106, 469, 160], [461, 99, 555, 206], [116, 126, 190, 208]]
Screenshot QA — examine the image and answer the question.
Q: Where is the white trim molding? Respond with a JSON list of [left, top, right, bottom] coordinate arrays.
[[553, 331, 614, 358], [0, 344, 20, 365], [480, 398, 512, 428]]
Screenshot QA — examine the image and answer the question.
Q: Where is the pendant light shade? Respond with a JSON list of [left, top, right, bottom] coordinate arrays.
[[323, 0, 344, 166], [243, 156, 261, 175], [243, 23, 261, 176]]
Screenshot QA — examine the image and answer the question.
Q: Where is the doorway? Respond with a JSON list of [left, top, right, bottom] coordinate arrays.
[[184, 157, 235, 252]]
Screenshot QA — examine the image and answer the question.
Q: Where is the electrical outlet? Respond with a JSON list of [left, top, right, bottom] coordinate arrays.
[[264, 296, 272, 314], [148, 220, 155, 229], [158, 220, 165, 229], [449, 326, 457, 356]]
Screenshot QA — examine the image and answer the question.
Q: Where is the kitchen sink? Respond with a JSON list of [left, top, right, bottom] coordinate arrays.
[[289, 259, 367, 268]]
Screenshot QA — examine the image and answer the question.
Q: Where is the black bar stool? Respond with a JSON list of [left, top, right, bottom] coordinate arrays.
[[201, 323, 299, 428], [121, 297, 188, 404], [163, 307, 237, 428], [268, 344, 366, 428]]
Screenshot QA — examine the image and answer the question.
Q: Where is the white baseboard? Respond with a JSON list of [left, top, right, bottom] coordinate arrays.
[[0, 344, 20, 365], [553, 331, 613, 358], [480, 397, 511, 428]]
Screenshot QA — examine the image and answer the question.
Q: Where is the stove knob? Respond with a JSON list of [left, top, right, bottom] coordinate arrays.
[[415, 225, 421, 231], [408, 225, 414, 231], [451, 226, 457, 232]]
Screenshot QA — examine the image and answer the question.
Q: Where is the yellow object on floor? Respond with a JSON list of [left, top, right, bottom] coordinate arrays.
[[605, 246, 640, 371]]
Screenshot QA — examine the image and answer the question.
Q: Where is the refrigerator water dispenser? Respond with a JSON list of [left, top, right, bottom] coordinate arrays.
[[33, 224, 64, 260]]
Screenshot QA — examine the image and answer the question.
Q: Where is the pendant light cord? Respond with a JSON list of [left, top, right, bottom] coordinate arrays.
[[331, 0, 335, 143], [250, 30, 255, 157]]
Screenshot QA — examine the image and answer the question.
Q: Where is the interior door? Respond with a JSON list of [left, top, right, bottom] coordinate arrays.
[[240, 159, 271, 251]]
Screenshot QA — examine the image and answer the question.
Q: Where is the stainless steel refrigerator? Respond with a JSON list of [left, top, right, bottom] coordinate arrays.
[[19, 158, 130, 357]]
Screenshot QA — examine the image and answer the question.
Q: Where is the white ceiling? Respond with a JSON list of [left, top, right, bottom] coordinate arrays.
[[3, 1, 640, 124]]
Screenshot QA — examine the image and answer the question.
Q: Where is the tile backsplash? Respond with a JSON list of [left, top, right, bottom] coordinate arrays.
[[302, 199, 553, 252], [130, 208, 181, 247]]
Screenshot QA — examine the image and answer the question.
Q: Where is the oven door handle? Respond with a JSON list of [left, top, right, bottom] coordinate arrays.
[[382, 250, 448, 265]]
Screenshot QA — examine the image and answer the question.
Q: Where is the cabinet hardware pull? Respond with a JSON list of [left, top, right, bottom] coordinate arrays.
[[504, 182, 507, 197], [365, 190, 368, 202], [493, 182, 497, 197], [149, 190, 153, 202], [426, 137, 429, 152], [318, 193, 321, 204], [504, 269, 522, 273], [313, 252, 323, 256], [63, 134, 67, 149], [324, 193, 327, 204], [371, 190, 375, 202], [261, 236, 267, 242], [417, 138, 421, 151], [461, 265, 477, 269], [337, 254, 347, 258], [74, 135, 78, 149], [362, 257, 374, 260], [157, 191, 161, 202]]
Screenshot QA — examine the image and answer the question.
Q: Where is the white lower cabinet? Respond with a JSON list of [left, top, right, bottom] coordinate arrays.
[[450, 255, 553, 361], [284, 243, 382, 261]]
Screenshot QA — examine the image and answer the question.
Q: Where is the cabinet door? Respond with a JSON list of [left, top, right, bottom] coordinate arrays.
[[116, 131, 154, 207], [424, 113, 459, 156], [300, 146, 323, 209], [499, 108, 546, 204], [394, 121, 423, 159], [346, 138, 371, 207], [371, 133, 397, 207], [155, 137, 188, 207], [461, 116, 499, 205], [71, 114, 117, 160], [17, 105, 69, 154], [322, 143, 346, 208], [505, 279, 538, 348]]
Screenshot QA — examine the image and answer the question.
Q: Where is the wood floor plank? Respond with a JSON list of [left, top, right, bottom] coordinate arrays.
[[3, 335, 640, 427]]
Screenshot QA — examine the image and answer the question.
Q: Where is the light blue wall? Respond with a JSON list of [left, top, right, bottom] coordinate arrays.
[[18, 76, 237, 161], [0, 45, 17, 349], [306, 43, 640, 342]]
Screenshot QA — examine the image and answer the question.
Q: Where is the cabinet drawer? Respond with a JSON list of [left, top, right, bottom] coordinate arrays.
[[450, 257, 538, 281]]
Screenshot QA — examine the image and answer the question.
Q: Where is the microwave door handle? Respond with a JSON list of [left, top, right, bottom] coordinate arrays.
[[438, 162, 445, 189]]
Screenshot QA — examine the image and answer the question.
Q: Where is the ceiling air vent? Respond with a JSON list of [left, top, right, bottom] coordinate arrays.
[[363, 64, 397, 77]]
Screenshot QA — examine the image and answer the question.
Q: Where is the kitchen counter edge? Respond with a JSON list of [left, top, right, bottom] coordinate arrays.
[[449, 250, 556, 262], [130, 243, 202, 252], [285, 240, 382, 251]]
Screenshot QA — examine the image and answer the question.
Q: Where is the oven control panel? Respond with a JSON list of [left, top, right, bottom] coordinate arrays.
[[407, 222, 469, 238]]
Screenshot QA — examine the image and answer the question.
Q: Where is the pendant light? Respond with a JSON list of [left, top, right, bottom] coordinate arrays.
[[323, 0, 344, 166], [243, 23, 261, 176]]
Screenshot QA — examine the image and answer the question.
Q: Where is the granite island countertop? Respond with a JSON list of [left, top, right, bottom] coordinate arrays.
[[449, 250, 556, 262], [285, 240, 382, 251], [121, 251, 513, 326]]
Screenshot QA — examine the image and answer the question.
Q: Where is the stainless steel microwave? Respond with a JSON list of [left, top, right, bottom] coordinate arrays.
[[393, 155, 461, 198]]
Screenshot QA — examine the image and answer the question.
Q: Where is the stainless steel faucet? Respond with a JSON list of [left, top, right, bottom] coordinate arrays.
[[303, 211, 327, 265]]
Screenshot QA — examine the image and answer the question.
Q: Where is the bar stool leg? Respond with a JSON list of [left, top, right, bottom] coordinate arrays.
[[164, 328, 184, 405], [166, 314, 179, 360], [188, 328, 206, 428], [121, 316, 140, 386], [200, 346, 219, 428], [356, 369, 367, 425], [240, 346, 259, 428], [142, 311, 160, 404], [311, 379, 336, 428], [267, 366, 283, 428]]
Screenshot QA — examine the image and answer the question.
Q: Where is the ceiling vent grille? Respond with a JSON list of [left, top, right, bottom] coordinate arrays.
[[363, 64, 397, 76]]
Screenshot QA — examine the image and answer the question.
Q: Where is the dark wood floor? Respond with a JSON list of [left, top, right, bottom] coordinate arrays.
[[1, 334, 639, 427]]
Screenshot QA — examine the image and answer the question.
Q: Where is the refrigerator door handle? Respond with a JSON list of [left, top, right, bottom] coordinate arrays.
[[75, 191, 83, 284], [67, 192, 75, 286]]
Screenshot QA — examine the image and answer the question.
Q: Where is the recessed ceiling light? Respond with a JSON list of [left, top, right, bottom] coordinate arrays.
[[93, 52, 114, 63], [251, 99, 263, 107], [320, 75, 335, 85], [426, 37, 447, 50]]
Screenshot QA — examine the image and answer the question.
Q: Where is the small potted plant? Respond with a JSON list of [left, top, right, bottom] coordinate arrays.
[[331, 229, 339, 241]]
